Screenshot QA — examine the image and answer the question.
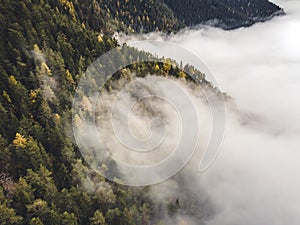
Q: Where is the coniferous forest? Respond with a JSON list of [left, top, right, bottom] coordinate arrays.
[[0, 0, 283, 224]]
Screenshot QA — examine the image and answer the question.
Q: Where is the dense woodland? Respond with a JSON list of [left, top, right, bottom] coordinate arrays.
[[162, 0, 283, 29], [0, 0, 280, 224], [0, 0, 211, 224]]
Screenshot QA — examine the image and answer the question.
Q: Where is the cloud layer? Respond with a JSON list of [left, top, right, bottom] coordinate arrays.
[[119, 0, 300, 224]]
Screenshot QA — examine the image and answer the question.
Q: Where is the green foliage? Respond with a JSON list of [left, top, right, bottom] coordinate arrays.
[[0, 204, 23, 225], [0, 0, 227, 224], [90, 210, 105, 225], [162, 0, 283, 30], [29, 217, 44, 225], [26, 199, 59, 225], [25, 165, 57, 202], [105, 208, 122, 225], [0, 187, 23, 225], [10, 134, 52, 176], [0, 135, 10, 172], [11, 178, 35, 216], [61, 211, 78, 225]]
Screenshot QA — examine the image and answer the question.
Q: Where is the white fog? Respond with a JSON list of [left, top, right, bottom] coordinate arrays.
[[118, 0, 300, 224]]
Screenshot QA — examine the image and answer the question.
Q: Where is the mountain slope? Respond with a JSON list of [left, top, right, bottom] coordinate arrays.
[[162, 0, 284, 29], [73, 0, 284, 34], [0, 0, 217, 224], [71, 0, 183, 33], [0, 0, 282, 224]]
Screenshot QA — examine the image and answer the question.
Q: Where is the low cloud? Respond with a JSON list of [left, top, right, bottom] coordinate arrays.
[[117, 0, 300, 224]]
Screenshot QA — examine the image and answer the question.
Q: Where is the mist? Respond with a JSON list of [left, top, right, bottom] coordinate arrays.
[[117, 0, 300, 224]]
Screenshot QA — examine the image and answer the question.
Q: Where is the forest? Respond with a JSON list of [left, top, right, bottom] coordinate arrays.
[[0, 0, 280, 224], [162, 0, 283, 29], [0, 0, 218, 224]]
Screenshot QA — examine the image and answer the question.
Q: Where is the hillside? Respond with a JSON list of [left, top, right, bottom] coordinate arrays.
[[0, 0, 282, 224], [162, 0, 284, 29], [68, 0, 284, 34], [0, 0, 217, 224]]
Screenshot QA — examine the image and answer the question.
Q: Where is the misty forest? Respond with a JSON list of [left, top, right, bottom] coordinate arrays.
[[0, 0, 299, 225]]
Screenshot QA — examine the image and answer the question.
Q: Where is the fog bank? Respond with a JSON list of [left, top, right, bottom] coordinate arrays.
[[120, 1, 300, 224]]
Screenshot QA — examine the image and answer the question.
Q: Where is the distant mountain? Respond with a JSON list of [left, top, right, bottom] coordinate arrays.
[[75, 0, 284, 34], [161, 0, 284, 30]]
